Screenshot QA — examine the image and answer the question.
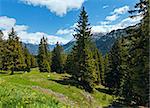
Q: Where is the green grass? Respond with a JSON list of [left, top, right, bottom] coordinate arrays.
[[0, 68, 114, 108]]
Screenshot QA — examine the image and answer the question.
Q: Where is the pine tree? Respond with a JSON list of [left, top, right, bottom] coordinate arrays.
[[122, 0, 149, 105], [104, 40, 122, 94], [3, 28, 26, 74], [64, 53, 74, 74], [51, 42, 64, 73], [38, 37, 50, 72], [0, 30, 4, 70], [23, 45, 31, 72], [92, 49, 104, 85], [70, 7, 97, 92], [97, 51, 105, 85], [30, 55, 37, 68], [104, 53, 109, 86], [93, 49, 100, 84]]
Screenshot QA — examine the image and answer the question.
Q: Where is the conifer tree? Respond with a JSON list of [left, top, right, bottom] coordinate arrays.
[[93, 49, 101, 84], [30, 55, 37, 68], [23, 45, 31, 72], [71, 7, 97, 92], [93, 49, 104, 84], [3, 28, 26, 74], [104, 40, 122, 94], [0, 30, 4, 69], [120, 0, 149, 105], [104, 53, 109, 85], [38, 37, 50, 72], [51, 42, 64, 73], [97, 51, 105, 85], [64, 53, 74, 74]]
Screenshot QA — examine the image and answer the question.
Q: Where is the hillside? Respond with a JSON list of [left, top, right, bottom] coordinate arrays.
[[63, 24, 139, 55], [0, 68, 114, 108]]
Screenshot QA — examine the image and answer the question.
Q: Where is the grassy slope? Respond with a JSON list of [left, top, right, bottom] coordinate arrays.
[[0, 68, 114, 108]]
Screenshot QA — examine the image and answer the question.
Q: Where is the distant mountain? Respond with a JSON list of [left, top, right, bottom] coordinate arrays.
[[62, 39, 75, 53], [25, 24, 139, 55], [62, 24, 139, 55], [25, 43, 55, 55]]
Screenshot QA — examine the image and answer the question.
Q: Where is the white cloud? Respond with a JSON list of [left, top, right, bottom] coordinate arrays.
[[92, 16, 142, 33], [112, 5, 129, 14], [56, 23, 78, 40], [0, 16, 28, 32], [0, 16, 16, 30], [18, 31, 69, 44], [56, 15, 142, 37], [56, 29, 74, 35], [102, 5, 109, 9], [100, 21, 110, 25], [0, 16, 69, 44], [14, 25, 28, 32], [70, 23, 78, 28], [20, 0, 85, 16], [105, 5, 130, 21], [92, 25, 110, 33], [105, 14, 119, 21]]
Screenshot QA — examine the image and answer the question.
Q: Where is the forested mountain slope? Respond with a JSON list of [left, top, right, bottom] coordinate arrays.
[[63, 24, 139, 55]]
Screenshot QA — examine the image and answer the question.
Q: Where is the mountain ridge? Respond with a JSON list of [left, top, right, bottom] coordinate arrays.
[[26, 24, 139, 55]]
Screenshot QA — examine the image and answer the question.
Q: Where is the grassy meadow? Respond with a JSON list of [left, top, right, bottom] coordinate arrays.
[[0, 68, 114, 108]]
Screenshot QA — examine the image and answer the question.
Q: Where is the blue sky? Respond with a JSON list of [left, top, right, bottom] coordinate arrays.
[[0, 0, 141, 44]]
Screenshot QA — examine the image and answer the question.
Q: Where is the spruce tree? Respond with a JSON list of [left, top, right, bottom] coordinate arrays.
[[51, 42, 64, 73], [71, 7, 96, 92], [104, 40, 122, 94], [93, 49, 101, 84], [123, 0, 149, 105], [64, 53, 74, 74], [93, 49, 104, 85], [30, 55, 37, 68], [0, 30, 4, 70], [38, 37, 50, 72], [23, 45, 31, 72], [3, 28, 26, 74], [97, 51, 105, 85], [104, 53, 109, 86]]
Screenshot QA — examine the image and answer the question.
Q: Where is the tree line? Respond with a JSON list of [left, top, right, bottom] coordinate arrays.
[[0, 0, 148, 106], [0, 28, 37, 75]]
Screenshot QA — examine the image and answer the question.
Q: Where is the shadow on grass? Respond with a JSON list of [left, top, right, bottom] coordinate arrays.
[[49, 77, 96, 92], [49, 77, 82, 89], [104, 99, 127, 108], [0, 71, 8, 74], [0, 71, 24, 75], [104, 98, 144, 108], [95, 88, 113, 95], [13, 72, 24, 75]]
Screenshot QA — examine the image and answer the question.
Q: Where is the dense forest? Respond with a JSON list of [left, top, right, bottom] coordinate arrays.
[[0, 0, 149, 107]]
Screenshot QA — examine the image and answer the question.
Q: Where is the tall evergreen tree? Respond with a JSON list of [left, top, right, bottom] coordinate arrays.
[[120, 0, 149, 105], [93, 49, 104, 84], [38, 37, 50, 72], [0, 30, 4, 70], [23, 45, 31, 72], [51, 42, 64, 73], [93, 49, 101, 84], [30, 55, 37, 68], [64, 53, 74, 74], [70, 7, 97, 92], [104, 39, 122, 94], [3, 28, 26, 74], [97, 51, 105, 85], [104, 53, 109, 85]]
